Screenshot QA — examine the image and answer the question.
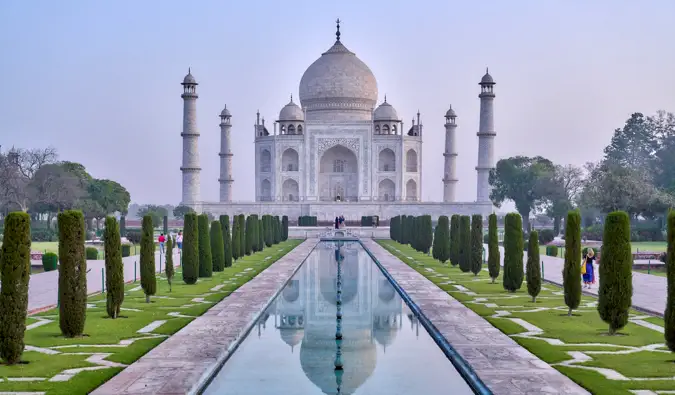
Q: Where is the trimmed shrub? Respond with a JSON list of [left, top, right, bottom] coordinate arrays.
[[165, 236, 174, 291], [563, 210, 582, 316], [538, 229, 555, 245], [282, 215, 289, 241], [42, 252, 58, 272], [182, 213, 199, 284], [104, 217, 124, 319], [526, 231, 541, 302], [666, 211, 675, 351], [458, 215, 471, 272], [85, 247, 98, 260], [450, 215, 460, 266], [0, 212, 31, 364], [488, 213, 500, 283], [198, 214, 213, 278], [231, 215, 241, 260], [470, 215, 483, 276], [121, 244, 131, 257], [140, 215, 156, 302], [503, 213, 524, 293], [545, 245, 559, 257], [58, 210, 87, 337], [211, 220, 225, 272], [598, 211, 633, 335]]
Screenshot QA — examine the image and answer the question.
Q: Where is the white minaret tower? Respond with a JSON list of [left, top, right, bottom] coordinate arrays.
[[443, 105, 458, 202], [180, 69, 201, 206], [218, 105, 234, 202], [476, 68, 496, 203]]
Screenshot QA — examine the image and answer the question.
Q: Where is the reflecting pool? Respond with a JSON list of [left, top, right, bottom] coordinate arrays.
[[203, 241, 473, 395]]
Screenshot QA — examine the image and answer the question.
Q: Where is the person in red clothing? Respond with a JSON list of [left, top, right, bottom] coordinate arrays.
[[158, 233, 166, 255]]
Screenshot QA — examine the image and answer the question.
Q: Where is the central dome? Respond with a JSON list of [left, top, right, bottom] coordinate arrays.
[[299, 36, 378, 121]]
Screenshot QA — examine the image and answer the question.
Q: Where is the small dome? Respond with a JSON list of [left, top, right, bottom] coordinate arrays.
[[373, 97, 398, 121], [280, 328, 304, 347], [183, 69, 197, 85], [220, 105, 231, 117], [480, 69, 495, 85], [445, 105, 456, 118], [279, 96, 304, 121]]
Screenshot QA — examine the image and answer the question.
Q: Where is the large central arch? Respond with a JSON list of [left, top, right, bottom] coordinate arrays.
[[319, 145, 358, 201]]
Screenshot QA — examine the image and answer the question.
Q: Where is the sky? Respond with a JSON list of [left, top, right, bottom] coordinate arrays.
[[1, 0, 674, 206]]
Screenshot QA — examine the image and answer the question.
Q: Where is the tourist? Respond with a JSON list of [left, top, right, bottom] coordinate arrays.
[[335, 217, 339, 229], [582, 249, 596, 288], [158, 233, 166, 255], [176, 231, 183, 251]]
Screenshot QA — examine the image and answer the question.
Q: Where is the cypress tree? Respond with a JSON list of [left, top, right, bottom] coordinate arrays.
[[390, 216, 398, 242], [58, 210, 87, 337], [219, 215, 232, 267], [563, 210, 582, 316], [282, 215, 289, 241], [470, 214, 483, 276], [198, 214, 212, 277], [420, 215, 433, 254], [274, 216, 281, 244], [245, 215, 254, 255], [182, 213, 199, 284], [435, 216, 451, 264], [666, 211, 675, 351], [239, 214, 246, 256], [598, 211, 633, 335], [265, 215, 273, 247], [163, 215, 169, 236], [104, 216, 124, 318], [487, 213, 501, 283], [459, 215, 471, 272], [258, 215, 264, 252], [140, 215, 156, 303], [251, 215, 259, 252], [450, 215, 460, 266], [0, 212, 31, 364], [526, 231, 541, 302], [432, 224, 440, 260], [502, 213, 524, 293], [231, 215, 241, 260], [165, 235, 174, 291], [400, 215, 408, 244], [211, 220, 225, 272]]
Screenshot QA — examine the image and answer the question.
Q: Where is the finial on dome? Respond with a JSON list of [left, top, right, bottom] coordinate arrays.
[[336, 18, 341, 41], [290, 94, 293, 103], [384, 94, 387, 103], [188, 67, 191, 74], [486, 67, 489, 74]]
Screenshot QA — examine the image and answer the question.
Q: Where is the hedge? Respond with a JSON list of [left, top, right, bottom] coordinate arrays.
[[0, 212, 31, 364], [450, 215, 460, 267], [458, 215, 471, 272], [563, 210, 582, 316], [165, 236, 174, 291], [85, 247, 98, 260], [182, 213, 199, 284], [538, 228, 555, 245], [140, 215, 157, 302], [121, 244, 131, 257], [502, 213, 523, 293], [298, 216, 317, 226], [666, 210, 675, 351], [470, 215, 483, 276], [264, 215, 273, 247], [58, 210, 87, 337], [598, 211, 633, 335], [42, 252, 58, 272], [104, 217, 124, 319], [198, 214, 213, 278], [545, 245, 558, 257], [487, 213, 500, 283], [526, 231, 541, 302]]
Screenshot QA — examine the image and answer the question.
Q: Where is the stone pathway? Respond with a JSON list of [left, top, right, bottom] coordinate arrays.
[[90, 238, 319, 395], [363, 239, 588, 395]]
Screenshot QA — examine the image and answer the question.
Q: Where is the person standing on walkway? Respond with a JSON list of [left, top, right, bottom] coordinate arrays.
[[158, 233, 166, 255], [176, 231, 183, 252], [582, 249, 596, 288]]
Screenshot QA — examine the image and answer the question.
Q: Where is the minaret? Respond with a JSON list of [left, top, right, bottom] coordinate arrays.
[[443, 105, 458, 202], [476, 68, 496, 203], [218, 105, 233, 202], [180, 68, 201, 206]]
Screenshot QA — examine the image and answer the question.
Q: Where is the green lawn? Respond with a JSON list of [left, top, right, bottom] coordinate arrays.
[[0, 239, 303, 395], [378, 240, 675, 395], [539, 241, 667, 258], [634, 268, 667, 277], [27, 242, 141, 257]]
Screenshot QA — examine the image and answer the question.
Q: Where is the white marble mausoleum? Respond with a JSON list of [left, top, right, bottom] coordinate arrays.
[[179, 21, 496, 220]]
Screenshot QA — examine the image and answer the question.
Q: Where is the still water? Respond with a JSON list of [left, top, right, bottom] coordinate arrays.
[[203, 241, 473, 395]]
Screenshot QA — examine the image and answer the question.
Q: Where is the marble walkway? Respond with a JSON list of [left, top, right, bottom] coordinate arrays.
[[362, 239, 588, 395]]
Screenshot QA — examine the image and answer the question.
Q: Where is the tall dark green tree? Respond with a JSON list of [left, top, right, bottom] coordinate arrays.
[[604, 112, 658, 171], [598, 211, 633, 335], [104, 216, 124, 318], [231, 215, 241, 260], [487, 213, 500, 283], [563, 210, 582, 316], [418, 215, 433, 254], [182, 213, 199, 284], [274, 216, 281, 244], [238, 214, 246, 256], [258, 215, 264, 252], [245, 215, 254, 255], [198, 214, 213, 278], [502, 213, 524, 293], [458, 215, 471, 272], [165, 235, 174, 291], [219, 215, 232, 267], [400, 215, 408, 244], [282, 215, 289, 241], [265, 215, 273, 247], [0, 212, 31, 364], [434, 216, 450, 264], [210, 220, 225, 272], [251, 215, 260, 252], [666, 210, 675, 351], [432, 224, 440, 260], [450, 215, 460, 266], [58, 210, 87, 336], [526, 231, 541, 302], [470, 215, 483, 276], [140, 215, 156, 303]]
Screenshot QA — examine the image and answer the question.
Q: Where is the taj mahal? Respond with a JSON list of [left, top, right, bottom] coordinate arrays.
[[179, 21, 496, 221]]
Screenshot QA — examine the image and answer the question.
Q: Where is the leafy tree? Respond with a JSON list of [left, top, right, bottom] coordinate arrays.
[[219, 215, 232, 268], [58, 210, 87, 337], [104, 216, 124, 318], [526, 231, 541, 302], [282, 215, 289, 241], [489, 156, 555, 231], [0, 212, 31, 364], [210, 220, 225, 272], [502, 213, 524, 293], [137, 205, 169, 228], [165, 235, 174, 291], [231, 215, 241, 260], [173, 205, 195, 219], [87, 179, 131, 215], [28, 163, 84, 215], [598, 211, 633, 335], [487, 213, 500, 283], [665, 211, 675, 351], [198, 214, 212, 278], [182, 213, 199, 284], [458, 215, 471, 272], [470, 215, 483, 276], [563, 210, 582, 316], [543, 164, 584, 234], [140, 215, 156, 302], [604, 112, 658, 171], [450, 215, 460, 266]]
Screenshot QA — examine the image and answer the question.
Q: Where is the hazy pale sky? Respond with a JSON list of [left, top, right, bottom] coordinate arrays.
[[1, 0, 674, 205]]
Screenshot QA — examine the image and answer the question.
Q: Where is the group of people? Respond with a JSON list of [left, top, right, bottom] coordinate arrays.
[[157, 231, 183, 255], [334, 215, 345, 229]]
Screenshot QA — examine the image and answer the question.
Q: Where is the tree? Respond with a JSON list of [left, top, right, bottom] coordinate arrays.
[[400, 215, 408, 244], [666, 211, 675, 351], [526, 231, 541, 302], [458, 216, 471, 272], [87, 179, 131, 215], [432, 222, 440, 260], [274, 216, 282, 244], [211, 220, 225, 272], [543, 164, 584, 234], [502, 213, 524, 293], [282, 215, 289, 241], [489, 156, 556, 231], [418, 215, 433, 254], [231, 215, 241, 260], [487, 213, 500, 283], [239, 214, 246, 253], [598, 211, 633, 335], [470, 215, 483, 276], [264, 215, 273, 247], [245, 215, 254, 255], [198, 214, 212, 278], [165, 235, 174, 292], [104, 216, 124, 318], [0, 212, 31, 364], [390, 216, 400, 242], [137, 205, 169, 228], [221, 216, 233, 268], [604, 112, 658, 172], [28, 163, 84, 215], [0, 146, 57, 212], [173, 205, 195, 219], [563, 210, 582, 316], [58, 210, 87, 337], [140, 215, 156, 302], [450, 215, 460, 266], [182, 213, 199, 284]]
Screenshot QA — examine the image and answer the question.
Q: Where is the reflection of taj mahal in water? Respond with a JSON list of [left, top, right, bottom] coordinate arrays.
[[264, 242, 408, 394]]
